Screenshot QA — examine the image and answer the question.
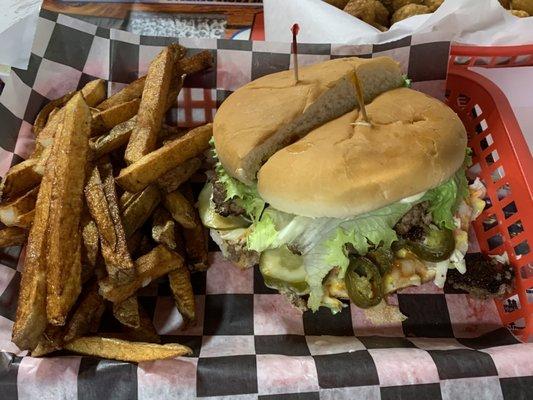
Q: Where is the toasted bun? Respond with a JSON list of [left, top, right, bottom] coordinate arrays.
[[214, 56, 404, 184], [257, 88, 467, 218]]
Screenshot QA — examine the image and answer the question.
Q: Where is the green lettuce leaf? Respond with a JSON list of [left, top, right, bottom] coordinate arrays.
[[246, 212, 278, 251], [211, 140, 265, 222], [304, 202, 412, 311], [422, 155, 470, 231]]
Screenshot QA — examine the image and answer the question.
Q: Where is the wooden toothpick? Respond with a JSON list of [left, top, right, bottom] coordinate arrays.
[[291, 23, 300, 83], [351, 68, 371, 127]]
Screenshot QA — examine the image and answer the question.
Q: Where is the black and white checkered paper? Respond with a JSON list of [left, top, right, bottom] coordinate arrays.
[[0, 10, 531, 400]]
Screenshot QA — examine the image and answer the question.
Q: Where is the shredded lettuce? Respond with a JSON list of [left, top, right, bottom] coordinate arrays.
[[402, 75, 412, 88], [211, 139, 265, 222]]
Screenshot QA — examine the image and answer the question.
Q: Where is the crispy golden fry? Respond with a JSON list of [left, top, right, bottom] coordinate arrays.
[[101, 304, 160, 344], [116, 123, 212, 193], [16, 210, 35, 229], [33, 91, 75, 136], [81, 79, 107, 108], [48, 107, 61, 122], [126, 304, 159, 343], [63, 283, 106, 343], [65, 336, 191, 362], [80, 208, 100, 271], [34, 80, 106, 157], [181, 184, 209, 272], [97, 77, 146, 110], [46, 93, 91, 326], [97, 45, 186, 111], [0, 158, 42, 201], [157, 157, 202, 193], [85, 160, 136, 284], [163, 191, 197, 229], [324, 0, 350, 8], [0, 186, 38, 228], [178, 50, 214, 75], [113, 296, 140, 329], [122, 184, 161, 238], [31, 325, 64, 357], [12, 129, 60, 348], [169, 263, 195, 322], [91, 98, 141, 136], [32, 282, 105, 356], [99, 245, 184, 303], [125, 45, 183, 164], [127, 229, 144, 256], [151, 207, 176, 249], [90, 117, 136, 159], [0, 226, 27, 247]]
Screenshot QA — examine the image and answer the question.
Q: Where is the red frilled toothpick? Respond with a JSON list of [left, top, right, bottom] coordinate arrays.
[[291, 23, 300, 83]]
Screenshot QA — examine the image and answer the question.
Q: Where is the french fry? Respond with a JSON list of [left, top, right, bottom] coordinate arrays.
[[96, 45, 186, 111], [46, 92, 91, 326], [125, 45, 183, 164], [157, 157, 202, 193], [90, 117, 136, 159], [97, 77, 146, 110], [116, 123, 212, 193], [0, 158, 42, 201], [80, 208, 99, 272], [31, 325, 64, 357], [121, 304, 160, 343], [34, 79, 106, 157], [122, 184, 161, 238], [113, 296, 140, 329], [85, 160, 136, 284], [0, 186, 38, 228], [99, 245, 184, 303], [178, 50, 213, 75], [181, 184, 209, 272], [0, 226, 27, 247], [169, 263, 195, 322], [32, 282, 105, 356], [63, 283, 106, 343], [33, 91, 75, 136], [64, 336, 191, 362], [163, 191, 197, 229], [151, 207, 176, 249], [91, 98, 141, 136], [12, 123, 60, 348]]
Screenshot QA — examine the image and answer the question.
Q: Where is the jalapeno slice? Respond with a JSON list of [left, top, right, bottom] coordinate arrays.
[[366, 247, 394, 275], [345, 256, 383, 308], [394, 228, 455, 262]]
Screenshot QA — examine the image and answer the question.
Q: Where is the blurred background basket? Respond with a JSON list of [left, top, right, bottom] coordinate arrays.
[[446, 44, 533, 342]]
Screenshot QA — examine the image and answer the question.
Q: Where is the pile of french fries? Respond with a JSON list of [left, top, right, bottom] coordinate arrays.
[[0, 44, 214, 362]]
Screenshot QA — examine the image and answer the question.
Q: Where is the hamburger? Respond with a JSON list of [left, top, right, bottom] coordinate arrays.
[[199, 56, 489, 313]]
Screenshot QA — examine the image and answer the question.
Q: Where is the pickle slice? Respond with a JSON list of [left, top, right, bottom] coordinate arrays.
[[198, 183, 249, 230], [259, 246, 309, 295]]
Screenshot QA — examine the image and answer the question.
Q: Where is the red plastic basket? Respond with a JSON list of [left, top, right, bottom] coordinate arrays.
[[446, 45, 533, 342]]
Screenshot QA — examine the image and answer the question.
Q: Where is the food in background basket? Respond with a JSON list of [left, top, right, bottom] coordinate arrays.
[[3, 44, 213, 361], [392, 3, 430, 23], [510, 9, 530, 17], [327, 0, 528, 30], [200, 56, 511, 314], [343, 0, 390, 30]]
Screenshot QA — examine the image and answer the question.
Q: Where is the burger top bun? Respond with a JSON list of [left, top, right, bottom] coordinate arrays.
[[257, 87, 467, 218], [213, 56, 404, 185]]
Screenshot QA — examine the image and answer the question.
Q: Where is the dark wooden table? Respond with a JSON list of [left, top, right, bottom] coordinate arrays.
[[42, 0, 263, 38]]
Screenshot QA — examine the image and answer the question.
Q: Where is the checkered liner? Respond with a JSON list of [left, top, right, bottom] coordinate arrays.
[[0, 10, 531, 400]]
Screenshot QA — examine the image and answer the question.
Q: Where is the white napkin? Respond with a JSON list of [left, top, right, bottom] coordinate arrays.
[[0, 1, 42, 75], [264, 0, 533, 45]]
